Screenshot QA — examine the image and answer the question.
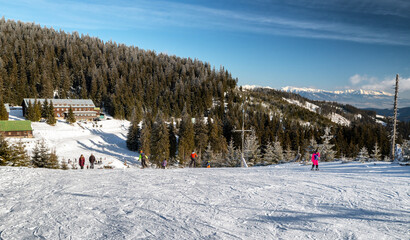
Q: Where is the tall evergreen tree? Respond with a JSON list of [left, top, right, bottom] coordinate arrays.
[[168, 120, 177, 159], [150, 111, 170, 166], [194, 116, 208, 158], [67, 106, 76, 123], [0, 99, 8, 120], [42, 99, 49, 119], [0, 133, 12, 165], [140, 117, 152, 156], [46, 101, 56, 125], [126, 109, 141, 151], [178, 111, 194, 164], [33, 100, 42, 122]]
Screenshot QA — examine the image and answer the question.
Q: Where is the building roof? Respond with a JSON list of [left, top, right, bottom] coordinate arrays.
[[0, 120, 32, 131], [23, 99, 95, 108], [4, 104, 10, 113]]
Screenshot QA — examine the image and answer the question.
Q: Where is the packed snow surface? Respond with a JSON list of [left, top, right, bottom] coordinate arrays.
[[1, 162, 409, 239]]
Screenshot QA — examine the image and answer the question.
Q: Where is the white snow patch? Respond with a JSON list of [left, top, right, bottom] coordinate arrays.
[[328, 112, 351, 126], [0, 162, 408, 239], [282, 98, 319, 112]]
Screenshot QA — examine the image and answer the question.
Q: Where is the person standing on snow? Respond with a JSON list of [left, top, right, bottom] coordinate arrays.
[[79, 154, 85, 169], [311, 150, 320, 171], [189, 152, 198, 168], [89, 153, 96, 169], [162, 159, 167, 169], [139, 150, 148, 169]]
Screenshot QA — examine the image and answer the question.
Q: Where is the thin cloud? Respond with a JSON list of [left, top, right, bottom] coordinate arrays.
[[2, 0, 410, 45], [347, 74, 410, 94]]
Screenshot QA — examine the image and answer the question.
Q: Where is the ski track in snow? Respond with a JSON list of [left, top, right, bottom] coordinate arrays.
[[0, 162, 409, 239]]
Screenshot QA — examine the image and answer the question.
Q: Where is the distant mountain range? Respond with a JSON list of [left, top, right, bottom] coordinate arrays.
[[280, 86, 410, 109]]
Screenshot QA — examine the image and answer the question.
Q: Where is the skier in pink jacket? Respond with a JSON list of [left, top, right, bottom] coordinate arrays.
[[311, 150, 320, 171]]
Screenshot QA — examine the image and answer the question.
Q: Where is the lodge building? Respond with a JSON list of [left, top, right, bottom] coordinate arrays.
[[0, 120, 33, 138], [22, 99, 100, 121]]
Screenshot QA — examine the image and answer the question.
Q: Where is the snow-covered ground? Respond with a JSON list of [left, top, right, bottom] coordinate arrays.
[[8, 108, 135, 169], [0, 162, 409, 239]]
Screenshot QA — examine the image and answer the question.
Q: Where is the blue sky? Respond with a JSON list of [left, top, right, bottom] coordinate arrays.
[[1, 0, 410, 95]]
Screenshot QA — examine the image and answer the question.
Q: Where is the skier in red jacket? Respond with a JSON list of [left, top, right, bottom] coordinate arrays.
[[189, 152, 198, 168], [79, 154, 85, 169]]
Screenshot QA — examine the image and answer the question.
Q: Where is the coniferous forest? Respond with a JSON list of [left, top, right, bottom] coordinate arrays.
[[1, 18, 409, 167]]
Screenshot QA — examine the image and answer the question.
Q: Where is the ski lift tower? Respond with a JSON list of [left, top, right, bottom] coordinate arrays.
[[233, 94, 251, 167]]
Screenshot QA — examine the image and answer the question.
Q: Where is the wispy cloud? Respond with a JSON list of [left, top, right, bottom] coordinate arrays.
[[347, 74, 410, 94], [2, 0, 410, 45]]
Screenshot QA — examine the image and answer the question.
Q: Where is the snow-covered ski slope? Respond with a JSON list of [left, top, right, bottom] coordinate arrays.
[[1, 162, 408, 239], [8, 107, 134, 168]]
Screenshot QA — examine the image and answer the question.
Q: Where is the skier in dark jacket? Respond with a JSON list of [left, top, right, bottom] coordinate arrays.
[[79, 154, 85, 169], [89, 154, 96, 169]]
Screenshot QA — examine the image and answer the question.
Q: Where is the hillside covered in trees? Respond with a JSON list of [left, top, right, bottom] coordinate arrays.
[[0, 17, 236, 121], [1, 18, 408, 167]]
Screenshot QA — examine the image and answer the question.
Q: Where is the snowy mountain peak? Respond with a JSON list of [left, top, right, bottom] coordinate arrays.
[[282, 86, 393, 96]]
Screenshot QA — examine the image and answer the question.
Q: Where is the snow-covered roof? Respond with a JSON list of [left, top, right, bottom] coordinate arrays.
[[23, 98, 95, 108]]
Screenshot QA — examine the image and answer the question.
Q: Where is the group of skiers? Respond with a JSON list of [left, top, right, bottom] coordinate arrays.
[[77, 150, 320, 170], [137, 150, 201, 169], [78, 153, 97, 169]]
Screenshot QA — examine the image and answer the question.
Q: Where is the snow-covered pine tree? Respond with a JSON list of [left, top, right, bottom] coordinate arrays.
[[284, 144, 295, 163], [225, 138, 239, 167], [244, 130, 260, 166], [272, 138, 284, 164], [150, 111, 170, 166], [263, 142, 275, 165], [9, 140, 30, 167], [401, 140, 410, 162], [371, 142, 381, 161], [357, 146, 369, 162], [319, 127, 336, 161], [31, 140, 50, 168]]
